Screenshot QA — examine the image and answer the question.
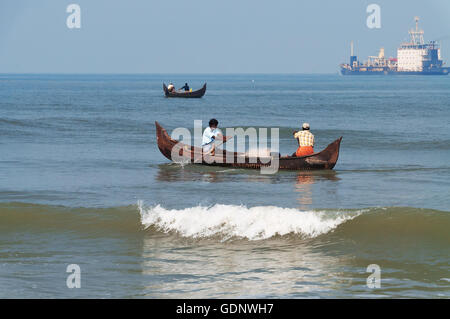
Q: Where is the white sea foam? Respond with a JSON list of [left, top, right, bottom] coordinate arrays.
[[138, 202, 360, 241]]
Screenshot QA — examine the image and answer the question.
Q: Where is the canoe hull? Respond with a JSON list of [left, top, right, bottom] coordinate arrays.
[[163, 83, 206, 98], [155, 121, 342, 170]]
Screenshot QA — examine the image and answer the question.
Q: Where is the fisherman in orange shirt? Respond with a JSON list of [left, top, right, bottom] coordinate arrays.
[[293, 123, 314, 157]]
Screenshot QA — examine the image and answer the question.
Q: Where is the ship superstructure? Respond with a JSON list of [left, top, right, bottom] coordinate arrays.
[[341, 17, 449, 75]]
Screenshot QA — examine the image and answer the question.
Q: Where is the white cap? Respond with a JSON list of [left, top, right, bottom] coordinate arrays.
[[302, 123, 310, 129]]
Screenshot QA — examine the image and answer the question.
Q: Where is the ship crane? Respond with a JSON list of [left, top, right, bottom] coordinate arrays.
[[410, 16, 424, 45]]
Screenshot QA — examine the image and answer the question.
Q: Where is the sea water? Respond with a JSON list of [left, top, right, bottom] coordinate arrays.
[[0, 74, 449, 298]]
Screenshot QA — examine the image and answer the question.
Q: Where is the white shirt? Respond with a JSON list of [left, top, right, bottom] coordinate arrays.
[[202, 127, 221, 146]]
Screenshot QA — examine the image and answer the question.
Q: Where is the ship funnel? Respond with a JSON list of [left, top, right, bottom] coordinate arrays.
[[378, 48, 385, 59], [349, 41, 357, 67]]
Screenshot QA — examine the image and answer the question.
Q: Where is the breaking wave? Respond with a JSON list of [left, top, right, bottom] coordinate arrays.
[[0, 202, 449, 243], [138, 203, 362, 240]]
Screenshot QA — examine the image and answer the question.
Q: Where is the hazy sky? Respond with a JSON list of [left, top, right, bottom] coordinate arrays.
[[1, 0, 449, 73]]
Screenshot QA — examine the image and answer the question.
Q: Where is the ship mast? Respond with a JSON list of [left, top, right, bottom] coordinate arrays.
[[409, 16, 424, 45]]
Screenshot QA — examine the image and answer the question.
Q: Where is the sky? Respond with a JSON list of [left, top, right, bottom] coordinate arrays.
[[0, 0, 449, 73]]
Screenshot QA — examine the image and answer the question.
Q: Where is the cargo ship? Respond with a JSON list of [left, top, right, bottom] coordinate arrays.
[[340, 17, 449, 75]]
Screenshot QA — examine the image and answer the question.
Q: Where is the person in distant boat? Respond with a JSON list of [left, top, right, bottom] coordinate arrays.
[[202, 118, 230, 156], [292, 123, 314, 157], [167, 83, 175, 92], [180, 83, 190, 92]]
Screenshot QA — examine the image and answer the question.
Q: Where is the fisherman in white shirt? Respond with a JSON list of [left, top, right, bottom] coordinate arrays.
[[202, 119, 230, 156]]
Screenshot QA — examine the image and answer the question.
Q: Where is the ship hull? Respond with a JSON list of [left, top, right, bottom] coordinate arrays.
[[341, 68, 450, 75]]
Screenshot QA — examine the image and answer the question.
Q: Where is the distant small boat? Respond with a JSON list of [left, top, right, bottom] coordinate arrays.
[[155, 121, 342, 170], [163, 83, 206, 98]]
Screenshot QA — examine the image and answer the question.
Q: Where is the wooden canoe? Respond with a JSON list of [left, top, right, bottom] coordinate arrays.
[[163, 83, 206, 98], [155, 121, 342, 170]]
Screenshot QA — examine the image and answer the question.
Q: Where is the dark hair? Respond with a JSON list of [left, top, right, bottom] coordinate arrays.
[[302, 127, 310, 131], [209, 118, 219, 127]]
